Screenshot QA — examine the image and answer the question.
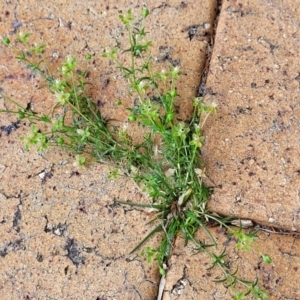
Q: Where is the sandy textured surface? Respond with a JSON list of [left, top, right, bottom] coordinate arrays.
[[0, 0, 216, 299], [162, 1, 300, 299], [163, 227, 300, 299], [3, 0, 300, 299], [203, 0, 300, 231]]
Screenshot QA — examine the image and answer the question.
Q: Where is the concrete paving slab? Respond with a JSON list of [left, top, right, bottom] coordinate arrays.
[[0, 0, 217, 299], [163, 227, 300, 299], [202, 0, 300, 231], [0, 137, 160, 299], [162, 1, 300, 299]]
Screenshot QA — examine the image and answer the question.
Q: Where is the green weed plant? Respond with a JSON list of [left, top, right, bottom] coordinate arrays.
[[1, 9, 270, 299]]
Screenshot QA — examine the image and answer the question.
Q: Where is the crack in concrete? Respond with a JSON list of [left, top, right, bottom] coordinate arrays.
[[198, 1, 221, 98], [11, 4, 22, 34], [160, 1, 224, 298], [123, 270, 144, 300], [12, 198, 22, 233], [0, 239, 24, 257]]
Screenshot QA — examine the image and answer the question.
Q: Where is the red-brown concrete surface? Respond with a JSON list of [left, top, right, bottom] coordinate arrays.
[[167, 0, 300, 299], [203, 0, 300, 232], [0, 0, 216, 299]]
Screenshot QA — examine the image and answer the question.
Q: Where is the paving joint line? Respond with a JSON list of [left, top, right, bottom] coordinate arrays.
[[156, 1, 223, 299], [198, 0, 222, 98]]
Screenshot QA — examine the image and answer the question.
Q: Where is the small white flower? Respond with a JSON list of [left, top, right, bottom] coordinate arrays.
[[55, 79, 62, 86], [204, 23, 211, 30], [173, 66, 180, 74], [76, 129, 85, 135], [55, 91, 70, 105], [164, 168, 176, 177], [130, 165, 138, 174], [66, 55, 73, 64], [194, 123, 201, 133], [18, 31, 25, 39], [211, 101, 217, 108], [178, 189, 192, 206], [138, 80, 147, 91], [73, 155, 86, 167], [195, 168, 206, 178], [61, 65, 68, 75], [122, 123, 128, 130]]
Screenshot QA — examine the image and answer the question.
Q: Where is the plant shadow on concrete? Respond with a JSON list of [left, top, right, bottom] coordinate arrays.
[[1, 9, 270, 300]]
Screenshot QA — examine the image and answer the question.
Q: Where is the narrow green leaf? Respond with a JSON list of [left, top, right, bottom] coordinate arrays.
[[2, 37, 10, 46], [130, 224, 163, 254], [114, 200, 165, 210], [142, 8, 149, 18]]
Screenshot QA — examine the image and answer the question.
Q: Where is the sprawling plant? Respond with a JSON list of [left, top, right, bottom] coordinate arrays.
[[1, 9, 270, 299]]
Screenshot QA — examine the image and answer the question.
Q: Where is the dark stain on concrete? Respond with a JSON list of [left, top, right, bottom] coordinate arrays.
[[64, 238, 85, 266]]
